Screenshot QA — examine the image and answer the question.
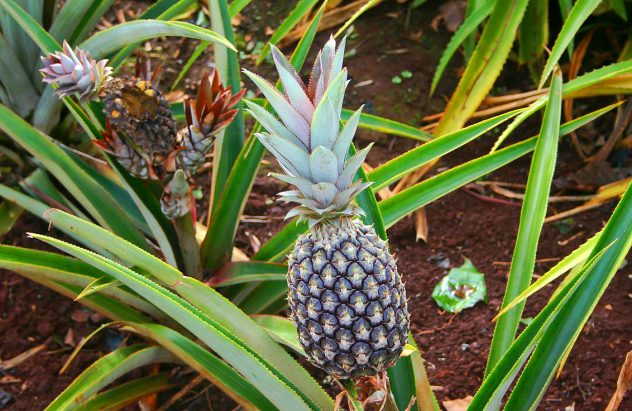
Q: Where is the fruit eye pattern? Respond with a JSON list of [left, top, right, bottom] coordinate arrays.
[[288, 209, 409, 379]]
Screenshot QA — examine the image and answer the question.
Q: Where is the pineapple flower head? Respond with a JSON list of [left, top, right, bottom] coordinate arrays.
[[177, 69, 245, 175], [243, 36, 371, 226], [100, 56, 177, 169], [40, 41, 112, 101], [94, 121, 158, 180], [161, 169, 193, 219]]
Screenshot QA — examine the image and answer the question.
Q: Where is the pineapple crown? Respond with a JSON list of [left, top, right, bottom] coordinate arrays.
[[177, 69, 245, 175], [40, 41, 112, 101], [244, 36, 371, 226]]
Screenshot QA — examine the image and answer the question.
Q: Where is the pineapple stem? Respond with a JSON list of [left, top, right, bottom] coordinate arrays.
[[173, 213, 202, 280]]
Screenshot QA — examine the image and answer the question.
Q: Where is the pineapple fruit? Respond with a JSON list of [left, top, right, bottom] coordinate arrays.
[[41, 44, 243, 220], [244, 38, 409, 379]]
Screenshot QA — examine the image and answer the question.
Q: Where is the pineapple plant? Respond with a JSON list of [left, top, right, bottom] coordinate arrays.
[[244, 37, 410, 379]]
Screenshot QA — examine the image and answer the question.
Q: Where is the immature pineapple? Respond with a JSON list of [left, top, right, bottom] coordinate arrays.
[[244, 38, 409, 379], [177, 70, 245, 175]]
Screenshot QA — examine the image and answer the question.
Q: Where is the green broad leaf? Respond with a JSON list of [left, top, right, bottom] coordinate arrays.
[[21, 167, 87, 220], [47, 345, 175, 410], [108, 160, 181, 268], [200, 2, 326, 272], [209, 0, 245, 211], [379, 99, 614, 229], [32, 234, 320, 411], [107, 0, 198, 68], [0, 104, 151, 252], [0, 0, 41, 72], [539, 0, 602, 88], [253, 219, 307, 262], [0, 0, 60, 54], [31, 86, 62, 134], [430, 0, 494, 96], [48, 0, 95, 42], [369, 110, 521, 192], [74, 373, 173, 411], [486, 70, 563, 374], [65, 152, 150, 234], [0, 32, 38, 116], [258, 102, 620, 265], [255, 0, 318, 66], [213, 261, 287, 287], [0, 200, 22, 237], [79, 20, 235, 60], [389, 336, 440, 411], [229, 0, 252, 17], [470, 243, 614, 410], [351, 144, 387, 239], [75, 276, 120, 301], [142, 0, 196, 19], [122, 322, 276, 411], [238, 281, 288, 314], [341, 109, 432, 142], [496, 229, 602, 319], [68, 0, 115, 44], [432, 258, 487, 313], [504, 183, 632, 409], [0, 183, 111, 258], [557, 0, 574, 57], [39, 210, 333, 410], [0, 245, 165, 321], [252, 315, 306, 356], [606, 0, 627, 21], [519, 0, 548, 71], [433, 0, 530, 137]]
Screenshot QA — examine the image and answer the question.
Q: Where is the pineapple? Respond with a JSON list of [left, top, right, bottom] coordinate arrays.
[[178, 70, 245, 175], [100, 59, 177, 166], [244, 37, 409, 380]]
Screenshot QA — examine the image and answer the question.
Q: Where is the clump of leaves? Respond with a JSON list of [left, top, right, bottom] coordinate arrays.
[[432, 258, 487, 313]]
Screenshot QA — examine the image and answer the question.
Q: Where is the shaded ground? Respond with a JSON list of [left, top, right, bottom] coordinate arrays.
[[1, 0, 630, 410]]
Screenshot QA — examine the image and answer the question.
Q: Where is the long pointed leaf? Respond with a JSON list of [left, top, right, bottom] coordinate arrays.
[[486, 70, 563, 373]]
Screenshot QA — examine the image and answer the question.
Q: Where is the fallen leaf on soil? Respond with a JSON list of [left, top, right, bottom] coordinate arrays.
[[442, 395, 473, 411], [64, 328, 76, 347], [0, 344, 46, 371], [606, 351, 632, 411], [0, 376, 21, 385]]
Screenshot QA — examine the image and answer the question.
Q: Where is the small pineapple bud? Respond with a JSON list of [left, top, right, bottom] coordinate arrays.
[[177, 70, 245, 175], [161, 169, 192, 219], [94, 121, 157, 180], [40, 41, 112, 101]]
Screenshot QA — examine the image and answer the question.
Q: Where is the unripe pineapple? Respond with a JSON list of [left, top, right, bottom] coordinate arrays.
[[178, 69, 245, 175], [244, 37, 409, 379]]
